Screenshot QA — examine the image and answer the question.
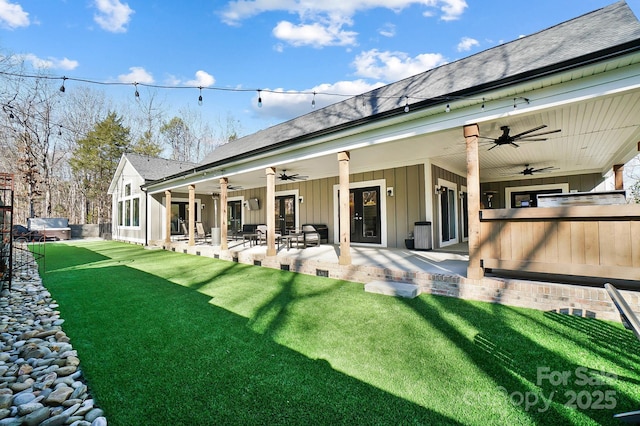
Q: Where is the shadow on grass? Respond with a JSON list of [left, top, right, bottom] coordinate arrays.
[[41, 245, 463, 426], [402, 295, 640, 425]]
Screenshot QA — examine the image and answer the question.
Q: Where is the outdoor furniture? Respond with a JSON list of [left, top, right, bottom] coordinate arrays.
[[256, 225, 282, 248], [604, 283, 640, 423], [233, 224, 261, 241], [289, 225, 321, 249], [302, 224, 328, 243], [195, 222, 210, 243], [27, 218, 71, 240]]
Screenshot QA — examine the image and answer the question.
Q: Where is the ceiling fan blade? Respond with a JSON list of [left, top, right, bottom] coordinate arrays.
[[518, 128, 562, 139], [510, 125, 547, 140], [510, 142, 520, 148], [532, 166, 556, 173], [478, 136, 498, 141], [517, 137, 548, 142], [487, 144, 499, 151]]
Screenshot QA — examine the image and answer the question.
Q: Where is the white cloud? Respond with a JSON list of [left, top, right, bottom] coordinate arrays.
[[19, 54, 78, 71], [456, 36, 479, 52], [93, 0, 134, 33], [221, 1, 467, 24], [117, 66, 154, 84], [378, 23, 396, 38], [273, 20, 357, 47], [0, 0, 29, 29], [253, 79, 385, 121], [220, 1, 467, 47], [185, 70, 216, 87], [352, 49, 447, 82]]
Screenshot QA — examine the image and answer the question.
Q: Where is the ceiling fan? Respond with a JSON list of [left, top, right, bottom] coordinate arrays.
[[480, 125, 561, 150], [518, 164, 557, 175], [278, 170, 308, 181]]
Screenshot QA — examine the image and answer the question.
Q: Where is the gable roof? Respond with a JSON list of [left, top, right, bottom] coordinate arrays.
[[108, 153, 198, 194], [196, 2, 640, 169], [125, 153, 197, 182]]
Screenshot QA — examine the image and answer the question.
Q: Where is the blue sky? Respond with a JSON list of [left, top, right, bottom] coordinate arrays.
[[1, 0, 639, 136]]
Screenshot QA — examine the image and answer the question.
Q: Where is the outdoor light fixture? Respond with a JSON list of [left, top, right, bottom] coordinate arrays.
[[134, 83, 140, 99], [257, 90, 262, 108], [481, 98, 485, 110], [198, 87, 203, 106], [445, 104, 450, 113], [311, 92, 316, 108], [59, 77, 66, 93], [404, 96, 410, 113], [435, 185, 447, 195]]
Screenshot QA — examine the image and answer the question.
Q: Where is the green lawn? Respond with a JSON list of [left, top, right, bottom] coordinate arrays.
[[37, 241, 640, 425]]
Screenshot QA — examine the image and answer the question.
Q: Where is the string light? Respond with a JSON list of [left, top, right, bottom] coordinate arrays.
[[0, 70, 538, 116]]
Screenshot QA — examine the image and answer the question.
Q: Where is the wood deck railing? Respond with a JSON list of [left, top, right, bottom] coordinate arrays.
[[479, 205, 640, 280]]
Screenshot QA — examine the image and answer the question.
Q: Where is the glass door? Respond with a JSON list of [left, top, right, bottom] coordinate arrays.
[[275, 195, 296, 235], [227, 200, 242, 236], [170, 202, 188, 235], [438, 181, 457, 246], [350, 186, 381, 244]]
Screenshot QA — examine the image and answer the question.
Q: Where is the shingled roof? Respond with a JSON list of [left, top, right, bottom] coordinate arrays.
[[125, 153, 197, 182], [193, 2, 640, 172]]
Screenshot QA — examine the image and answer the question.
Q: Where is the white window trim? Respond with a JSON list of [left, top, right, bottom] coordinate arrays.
[[119, 181, 141, 229], [275, 189, 300, 231], [437, 178, 458, 247]]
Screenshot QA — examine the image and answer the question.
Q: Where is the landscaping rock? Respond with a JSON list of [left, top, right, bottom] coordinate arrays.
[[0, 254, 107, 425]]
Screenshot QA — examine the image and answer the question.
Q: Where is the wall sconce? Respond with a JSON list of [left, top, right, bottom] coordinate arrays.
[[387, 187, 394, 197], [459, 192, 465, 200], [201, 204, 205, 209], [435, 185, 447, 195], [299, 196, 304, 204], [484, 191, 497, 208]]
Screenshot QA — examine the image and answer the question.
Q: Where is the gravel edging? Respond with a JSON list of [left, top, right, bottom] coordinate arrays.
[[0, 251, 106, 426]]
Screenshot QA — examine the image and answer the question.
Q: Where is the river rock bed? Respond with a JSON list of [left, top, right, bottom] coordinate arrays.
[[0, 257, 106, 426]]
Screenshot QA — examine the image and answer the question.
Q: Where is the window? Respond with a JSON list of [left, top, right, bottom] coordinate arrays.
[[118, 182, 140, 228]]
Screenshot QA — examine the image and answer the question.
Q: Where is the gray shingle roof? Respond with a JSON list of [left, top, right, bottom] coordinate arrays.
[[125, 153, 197, 182], [198, 1, 640, 168]]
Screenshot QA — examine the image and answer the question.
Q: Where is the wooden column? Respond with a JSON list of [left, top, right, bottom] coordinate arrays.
[[188, 184, 195, 246], [164, 190, 172, 244], [266, 167, 276, 256], [220, 178, 228, 250], [464, 124, 483, 280], [338, 151, 351, 265], [614, 164, 624, 190]]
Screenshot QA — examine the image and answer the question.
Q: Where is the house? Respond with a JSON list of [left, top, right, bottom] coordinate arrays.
[[114, 2, 640, 282], [108, 153, 196, 244]]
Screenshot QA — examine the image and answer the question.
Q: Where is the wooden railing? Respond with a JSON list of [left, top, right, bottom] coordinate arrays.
[[479, 205, 640, 280]]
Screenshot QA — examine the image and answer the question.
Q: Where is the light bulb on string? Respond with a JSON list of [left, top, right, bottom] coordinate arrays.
[[198, 87, 203, 106], [257, 90, 262, 108], [134, 83, 140, 99], [311, 92, 316, 108], [481, 97, 485, 111], [58, 125, 62, 136], [445, 104, 450, 113], [404, 96, 410, 113], [59, 77, 66, 93]]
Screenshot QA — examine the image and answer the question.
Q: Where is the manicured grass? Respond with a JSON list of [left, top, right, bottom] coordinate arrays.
[[37, 241, 640, 425]]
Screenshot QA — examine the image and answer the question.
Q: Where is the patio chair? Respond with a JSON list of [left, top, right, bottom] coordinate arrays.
[[604, 283, 640, 423], [291, 225, 321, 248], [256, 225, 282, 247], [196, 222, 210, 243]]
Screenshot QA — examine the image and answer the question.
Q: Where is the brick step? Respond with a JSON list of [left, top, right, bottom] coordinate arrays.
[[364, 280, 420, 298]]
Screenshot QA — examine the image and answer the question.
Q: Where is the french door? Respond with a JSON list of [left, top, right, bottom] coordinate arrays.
[[350, 186, 381, 244], [275, 195, 296, 235]]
